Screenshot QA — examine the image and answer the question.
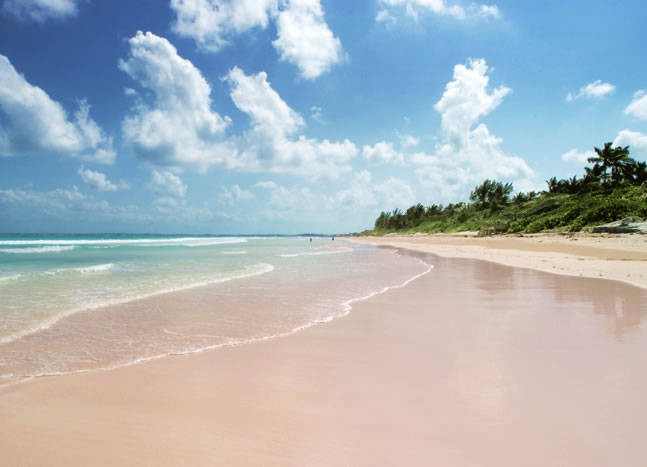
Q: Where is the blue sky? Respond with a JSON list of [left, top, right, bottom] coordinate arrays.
[[1, 0, 646, 234]]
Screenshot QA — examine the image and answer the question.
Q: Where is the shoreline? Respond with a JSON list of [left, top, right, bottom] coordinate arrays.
[[1, 243, 647, 465], [0, 256, 434, 390], [347, 233, 647, 289]]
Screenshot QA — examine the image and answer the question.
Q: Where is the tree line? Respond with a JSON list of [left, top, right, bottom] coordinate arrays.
[[373, 142, 646, 232], [546, 143, 647, 194]]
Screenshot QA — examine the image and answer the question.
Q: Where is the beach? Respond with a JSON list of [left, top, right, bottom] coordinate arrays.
[[348, 232, 647, 289], [1, 234, 647, 466]]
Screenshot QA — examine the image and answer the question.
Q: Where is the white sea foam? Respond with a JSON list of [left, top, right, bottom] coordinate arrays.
[[0, 262, 275, 346], [42, 263, 114, 276], [0, 274, 22, 283], [221, 250, 248, 255], [70, 263, 114, 274], [278, 247, 353, 258], [0, 246, 76, 254], [182, 240, 246, 247], [0, 237, 247, 247]]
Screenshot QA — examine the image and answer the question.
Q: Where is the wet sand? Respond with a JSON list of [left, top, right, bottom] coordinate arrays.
[[349, 233, 647, 289], [1, 247, 647, 466]]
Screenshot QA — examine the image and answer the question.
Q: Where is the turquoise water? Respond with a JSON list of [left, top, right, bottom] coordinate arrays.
[[0, 235, 275, 342], [0, 235, 431, 384]]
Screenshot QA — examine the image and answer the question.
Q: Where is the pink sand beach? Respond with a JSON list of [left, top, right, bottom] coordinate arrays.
[[1, 234, 646, 466]]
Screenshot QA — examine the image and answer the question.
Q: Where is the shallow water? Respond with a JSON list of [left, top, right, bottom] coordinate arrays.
[[0, 235, 429, 384]]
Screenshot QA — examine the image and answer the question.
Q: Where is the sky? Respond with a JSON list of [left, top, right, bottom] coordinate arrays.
[[1, 0, 646, 234]]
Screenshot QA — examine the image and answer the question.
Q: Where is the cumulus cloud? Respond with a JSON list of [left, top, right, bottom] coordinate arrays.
[[77, 166, 128, 192], [120, 31, 235, 172], [0, 55, 115, 163], [228, 67, 304, 136], [170, 0, 343, 79], [376, 0, 501, 23], [434, 58, 510, 142], [2, 0, 80, 22], [561, 149, 595, 164], [170, 0, 275, 52], [566, 80, 615, 102], [614, 129, 647, 158], [225, 67, 357, 177], [272, 0, 344, 79], [150, 170, 187, 198], [624, 91, 647, 120], [412, 58, 534, 200], [119, 34, 353, 176], [362, 141, 404, 164]]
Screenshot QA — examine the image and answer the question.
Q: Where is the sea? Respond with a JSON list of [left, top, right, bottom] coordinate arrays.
[[0, 234, 431, 385]]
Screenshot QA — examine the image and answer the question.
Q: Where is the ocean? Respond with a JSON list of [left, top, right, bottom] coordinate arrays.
[[0, 234, 430, 385]]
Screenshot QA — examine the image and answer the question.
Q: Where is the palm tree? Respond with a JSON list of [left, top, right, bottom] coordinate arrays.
[[405, 203, 425, 226], [546, 177, 559, 193], [619, 160, 647, 186], [634, 161, 647, 185], [470, 179, 513, 210], [587, 142, 631, 185]]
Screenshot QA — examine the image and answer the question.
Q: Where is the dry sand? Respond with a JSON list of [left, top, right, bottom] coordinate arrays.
[[348, 232, 647, 289], [1, 237, 647, 466]]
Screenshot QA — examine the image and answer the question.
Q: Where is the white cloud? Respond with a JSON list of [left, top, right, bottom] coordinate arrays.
[[170, 0, 276, 52], [561, 149, 595, 164], [77, 166, 128, 192], [120, 31, 235, 172], [362, 141, 404, 164], [614, 129, 647, 158], [624, 91, 647, 120], [376, 0, 500, 22], [272, 0, 344, 79], [0, 185, 86, 212], [310, 106, 325, 124], [566, 80, 615, 102], [170, 0, 342, 79], [227, 67, 304, 136], [248, 171, 416, 231], [477, 4, 500, 18], [333, 170, 415, 211], [225, 67, 357, 177], [412, 58, 534, 200], [219, 184, 255, 206], [0, 184, 220, 230], [120, 34, 353, 176], [254, 180, 280, 190], [434, 58, 510, 142], [375, 9, 396, 23], [2, 0, 80, 22], [398, 133, 420, 148], [150, 170, 187, 198], [0, 55, 115, 163]]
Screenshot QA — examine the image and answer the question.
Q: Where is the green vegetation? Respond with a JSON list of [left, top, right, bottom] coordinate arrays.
[[369, 143, 647, 235]]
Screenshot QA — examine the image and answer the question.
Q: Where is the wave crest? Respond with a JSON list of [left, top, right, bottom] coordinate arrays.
[[0, 246, 76, 254]]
